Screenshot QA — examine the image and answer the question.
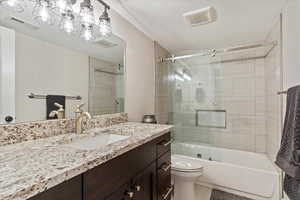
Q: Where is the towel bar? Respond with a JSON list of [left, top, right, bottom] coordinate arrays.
[[277, 91, 287, 95], [28, 93, 82, 100]]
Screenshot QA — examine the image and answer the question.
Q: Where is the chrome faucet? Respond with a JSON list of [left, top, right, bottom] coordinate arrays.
[[75, 103, 92, 134], [49, 103, 65, 119]]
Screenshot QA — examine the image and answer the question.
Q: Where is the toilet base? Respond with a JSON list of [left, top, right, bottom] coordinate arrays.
[[195, 184, 212, 200], [173, 176, 212, 200]]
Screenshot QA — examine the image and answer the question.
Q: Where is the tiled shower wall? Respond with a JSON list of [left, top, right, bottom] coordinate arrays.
[[264, 18, 283, 161], [89, 57, 124, 115], [172, 57, 267, 153]]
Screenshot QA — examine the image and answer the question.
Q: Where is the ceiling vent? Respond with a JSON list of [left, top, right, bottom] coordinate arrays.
[[183, 6, 217, 27], [93, 38, 118, 48]]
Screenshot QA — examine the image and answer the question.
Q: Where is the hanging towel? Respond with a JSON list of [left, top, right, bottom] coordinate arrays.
[[275, 85, 300, 200], [46, 95, 66, 120]]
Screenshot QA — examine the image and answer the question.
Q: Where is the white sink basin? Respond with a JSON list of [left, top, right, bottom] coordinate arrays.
[[66, 134, 130, 150]]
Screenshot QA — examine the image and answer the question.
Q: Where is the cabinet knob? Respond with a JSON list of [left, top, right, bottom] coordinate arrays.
[[126, 191, 134, 198], [160, 162, 172, 172], [135, 185, 141, 192]]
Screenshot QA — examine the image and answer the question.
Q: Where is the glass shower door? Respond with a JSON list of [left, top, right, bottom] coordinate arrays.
[[170, 56, 224, 161]]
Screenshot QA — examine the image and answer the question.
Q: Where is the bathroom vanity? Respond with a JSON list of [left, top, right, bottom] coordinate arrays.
[[0, 122, 173, 200], [29, 132, 171, 200]]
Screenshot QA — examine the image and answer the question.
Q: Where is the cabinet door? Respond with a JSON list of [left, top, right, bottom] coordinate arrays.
[[132, 162, 157, 200], [106, 162, 156, 200], [84, 140, 156, 200], [106, 182, 131, 200]]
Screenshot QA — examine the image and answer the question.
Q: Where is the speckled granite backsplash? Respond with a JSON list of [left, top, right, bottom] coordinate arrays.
[[0, 113, 128, 146]]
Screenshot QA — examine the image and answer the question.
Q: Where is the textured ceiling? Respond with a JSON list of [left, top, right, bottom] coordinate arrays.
[[119, 0, 287, 53]]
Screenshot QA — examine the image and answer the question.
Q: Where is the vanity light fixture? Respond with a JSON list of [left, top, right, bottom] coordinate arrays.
[[1, 0, 113, 40], [79, 0, 95, 40], [80, 0, 94, 26]]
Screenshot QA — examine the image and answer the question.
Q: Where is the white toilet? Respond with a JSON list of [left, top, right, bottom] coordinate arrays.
[[171, 154, 211, 200]]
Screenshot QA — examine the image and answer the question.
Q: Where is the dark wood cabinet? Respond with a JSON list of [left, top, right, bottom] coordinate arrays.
[[131, 162, 157, 200], [28, 132, 171, 200], [83, 138, 156, 200], [106, 182, 131, 200], [28, 175, 82, 200], [157, 151, 171, 200]]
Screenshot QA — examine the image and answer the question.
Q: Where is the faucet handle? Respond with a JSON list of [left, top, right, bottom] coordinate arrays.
[[75, 103, 85, 112], [54, 103, 64, 109]]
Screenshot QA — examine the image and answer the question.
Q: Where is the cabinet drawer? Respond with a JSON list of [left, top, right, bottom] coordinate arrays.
[[157, 151, 171, 200], [28, 175, 82, 200], [84, 140, 156, 200], [156, 132, 171, 158]]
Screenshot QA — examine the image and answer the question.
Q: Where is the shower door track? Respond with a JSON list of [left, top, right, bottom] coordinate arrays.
[[162, 41, 277, 63]]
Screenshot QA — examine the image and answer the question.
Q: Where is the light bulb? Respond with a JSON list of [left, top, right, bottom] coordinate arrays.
[[7, 0, 16, 6], [99, 8, 112, 37], [56, 0, 66, 13], [80, 25, 94, 41], [99, 19, 111, 36], [56, 0, 73, 14], [40, 4, 49, 21], [80, 6, 94, 26], [33, 0, 54, 24], [0, 0, 24, 12], [60, 11, 75, 33]]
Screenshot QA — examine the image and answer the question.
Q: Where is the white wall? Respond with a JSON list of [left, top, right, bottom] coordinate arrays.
[[282, 0, 300, 89], [15, 32, 89, 122]]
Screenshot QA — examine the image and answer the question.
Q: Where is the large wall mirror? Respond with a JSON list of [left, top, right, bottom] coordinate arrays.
[[0, 6, 125, 124]]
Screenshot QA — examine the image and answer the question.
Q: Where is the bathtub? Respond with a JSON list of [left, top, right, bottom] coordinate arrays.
[[171, 142, 281, 200]]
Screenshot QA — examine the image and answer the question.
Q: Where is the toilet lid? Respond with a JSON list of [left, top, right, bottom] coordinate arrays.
[[171, 154, 203, 172]]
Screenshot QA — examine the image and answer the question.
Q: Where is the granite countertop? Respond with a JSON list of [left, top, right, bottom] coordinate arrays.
[[0, 122, 173, 200]]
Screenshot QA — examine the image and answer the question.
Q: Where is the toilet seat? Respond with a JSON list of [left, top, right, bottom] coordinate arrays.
[[171, 154, 206, 200], [171, 154, 203, 172]]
